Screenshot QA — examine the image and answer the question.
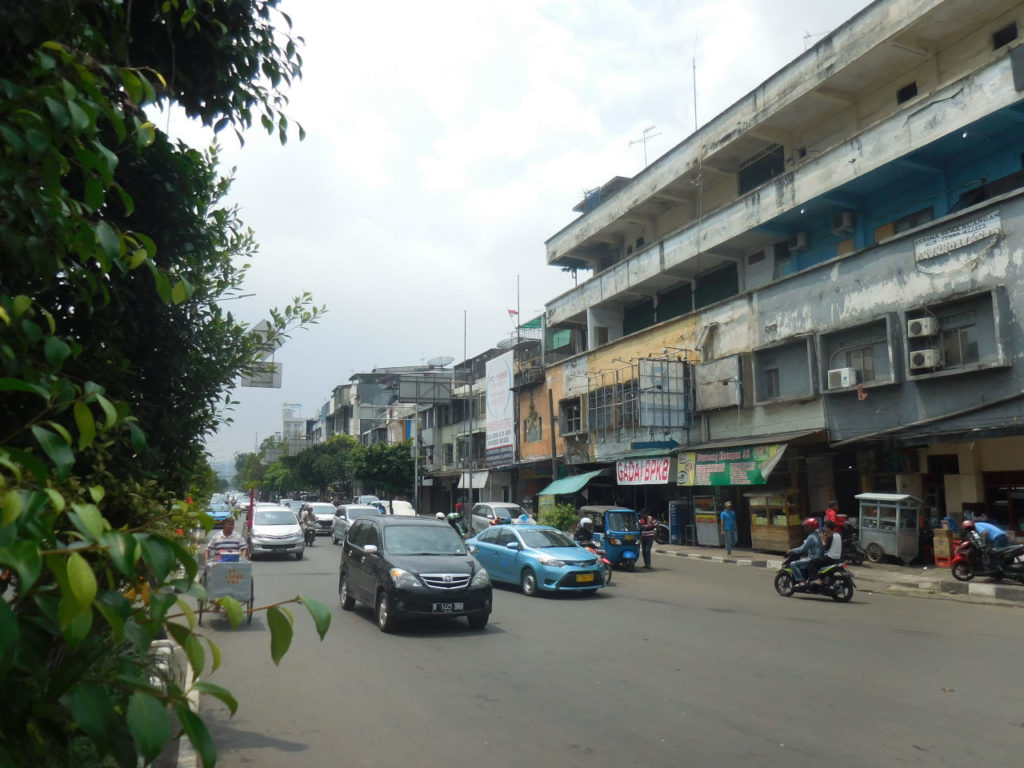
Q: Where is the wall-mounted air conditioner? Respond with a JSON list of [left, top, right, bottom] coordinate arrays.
[[907, 317, 939, 338], [788, 232, 808, 251], [827, 367, 858, 389], [830, 211, 855, 236], [910, 348, 941, 370]]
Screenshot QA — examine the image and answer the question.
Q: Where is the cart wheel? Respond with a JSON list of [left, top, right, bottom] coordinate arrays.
[[624, 560, 636, 572], [246, 579, 254, 624], [774, 570, 795, 597], [865, 543, 884, 564], [197, 600, 204, 626]]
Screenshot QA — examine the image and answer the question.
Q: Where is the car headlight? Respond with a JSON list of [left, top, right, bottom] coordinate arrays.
[[389, 568, 421, 589], [535, 554, 566, 567], [470, 568, 491, 587]]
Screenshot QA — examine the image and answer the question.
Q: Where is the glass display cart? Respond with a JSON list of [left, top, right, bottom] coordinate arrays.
[[855, 492, 923, 564], [745, 490, 803, 553]]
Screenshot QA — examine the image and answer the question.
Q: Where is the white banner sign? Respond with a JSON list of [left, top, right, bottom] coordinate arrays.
[[485, 351, 515, 465], [914, 210, 1000, 261], [616, 457, 672, 485]]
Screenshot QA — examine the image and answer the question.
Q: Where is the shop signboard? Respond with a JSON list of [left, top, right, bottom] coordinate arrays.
[[485, 351, 515, 465], [616, 456, 673, 485], [677, 444, 787, 487]]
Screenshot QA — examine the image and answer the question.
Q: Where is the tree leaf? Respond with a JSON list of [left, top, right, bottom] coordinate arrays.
[[71, 683, 116, 747], [267, 605, 293, 665], [30, 425, 75, 481], [74, 401, 96, 450], [120, 68, 143, 105], [126, 692, 171, 763], [191, 682, 238, 716], [44, 335, 72, 367], [174, 701, 217, 768], [89, 484, 105, 503], [1, 491, 23, 527], [140, 535, 175, 581], [297, 596, 332, 641], [70, 503, 106, 541], [44, 487, 65, 513], [100, 532, 138, 578], [205, 636, 222, 672], [95, 393, 118, 429], [67, 551, 98, 607]]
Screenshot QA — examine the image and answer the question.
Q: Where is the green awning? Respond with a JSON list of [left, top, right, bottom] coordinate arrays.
[[537, 469, 605, 496]]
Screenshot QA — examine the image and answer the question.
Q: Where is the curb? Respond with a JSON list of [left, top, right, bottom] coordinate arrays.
[[653, 547, 1024, 607]]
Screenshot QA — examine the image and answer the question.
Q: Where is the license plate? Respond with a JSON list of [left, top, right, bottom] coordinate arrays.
[[432, 602, 464, 613], [576, 573, 595, 583], [624, 535, 636, 542]]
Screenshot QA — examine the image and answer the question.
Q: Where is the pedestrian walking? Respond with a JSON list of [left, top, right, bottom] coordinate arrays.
[[720, 501, 737, 556], [639, 512, 657, 568]]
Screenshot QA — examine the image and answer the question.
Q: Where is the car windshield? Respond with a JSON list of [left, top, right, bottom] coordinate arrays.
[[386, 525, 467, 556], [519, 529, 575, 549], [255, 510, 297, 525], [607, 511, 639, 532], [310, 505, 334, 514]]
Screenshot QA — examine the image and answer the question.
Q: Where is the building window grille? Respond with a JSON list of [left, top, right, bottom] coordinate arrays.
[[559, 398, 582, 435], [845, 347, 876, 383], [941, 326, 979, 368]]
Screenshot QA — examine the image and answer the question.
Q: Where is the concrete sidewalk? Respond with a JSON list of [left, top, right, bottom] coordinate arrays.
[[653, 543, 1024, 607]]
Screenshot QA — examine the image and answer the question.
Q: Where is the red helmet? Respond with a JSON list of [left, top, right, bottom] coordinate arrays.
[[961, 519, 975, 532], [803, 517, 818, 530]]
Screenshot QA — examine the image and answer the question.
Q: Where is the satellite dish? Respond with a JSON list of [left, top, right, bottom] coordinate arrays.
[[427, 355, 454, 368]]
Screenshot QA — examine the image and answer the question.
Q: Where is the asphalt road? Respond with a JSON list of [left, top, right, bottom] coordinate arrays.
[[198, 538, 1024, 768]]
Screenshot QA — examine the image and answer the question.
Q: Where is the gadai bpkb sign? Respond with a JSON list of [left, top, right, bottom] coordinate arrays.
[[616, 457, 673, 485]]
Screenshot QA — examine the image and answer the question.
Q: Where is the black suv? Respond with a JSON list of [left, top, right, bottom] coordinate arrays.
[[339, 516, 492, 632]]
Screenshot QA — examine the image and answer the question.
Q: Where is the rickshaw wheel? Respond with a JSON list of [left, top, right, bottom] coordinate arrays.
[[623, 560, 636, 572], [246, 580, 254, 625], [865, 543, 884, 563], [197, 600, 204, 626]]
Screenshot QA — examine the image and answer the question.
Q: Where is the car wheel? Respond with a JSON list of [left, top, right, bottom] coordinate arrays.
[[376, 591, 395, 633], [520, 567, 538, 597], [295, 550, 303, 560], [865, 543, 884, 563], [467, 614, 488, 630], [339, 572, 355, 610], [603, 564, 613, 586]]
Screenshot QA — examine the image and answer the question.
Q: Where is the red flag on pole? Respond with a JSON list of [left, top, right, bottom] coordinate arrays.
[[507, 309, 518, 317]]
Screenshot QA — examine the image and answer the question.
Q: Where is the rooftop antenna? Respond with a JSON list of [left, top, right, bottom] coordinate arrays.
[[629, 125, 661, 168]]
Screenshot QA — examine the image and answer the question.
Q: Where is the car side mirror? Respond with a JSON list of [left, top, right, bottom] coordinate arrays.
[[364, 544, 379, 555], [505, 542, 521, 551]]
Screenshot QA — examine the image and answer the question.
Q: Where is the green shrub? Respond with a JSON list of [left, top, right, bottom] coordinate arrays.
[[538, 502, 579, 532]]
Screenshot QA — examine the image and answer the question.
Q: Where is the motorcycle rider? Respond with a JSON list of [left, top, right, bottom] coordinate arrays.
[[447, 512, 466, 538], [807, 520, 843, 583], [788, 517, 824, 586], [574, 516, 595, 544]]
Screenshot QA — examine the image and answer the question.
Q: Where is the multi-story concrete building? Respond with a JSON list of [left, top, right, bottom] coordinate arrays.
[[528, 0, 1024, 546]]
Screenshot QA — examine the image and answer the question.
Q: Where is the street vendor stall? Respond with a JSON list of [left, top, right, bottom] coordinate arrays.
[[694, 495, 721, 547], [198, 558, 254, 625], [746, 490, 803, 553], [856, 492, 923, 564]]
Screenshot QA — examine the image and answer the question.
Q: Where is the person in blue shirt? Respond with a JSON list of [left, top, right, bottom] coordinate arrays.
[[973, 520, 1009, 548], [788, 518, 824, 585], [719, 501, 737, 556]]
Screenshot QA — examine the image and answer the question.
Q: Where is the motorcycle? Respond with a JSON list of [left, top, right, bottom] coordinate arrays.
[[841, 525, 866, 566], [774, 552, 856, 602], [303, 520, 317, 547], [654, 520, 670, 545], [950, 530, 1024, 584], [581, 541, 613, 586]]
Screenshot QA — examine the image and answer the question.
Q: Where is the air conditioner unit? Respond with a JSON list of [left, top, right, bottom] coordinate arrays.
[[788, 232, 808, 251], [907, 317, 939, 338], [827, 367, 858, 389], [910, 348, 941, 370], [830, 211, 855, 236]]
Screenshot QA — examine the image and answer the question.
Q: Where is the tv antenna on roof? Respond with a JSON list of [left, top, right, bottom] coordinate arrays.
[[427, 355, 454, 368], [629, 125, 661, 168]]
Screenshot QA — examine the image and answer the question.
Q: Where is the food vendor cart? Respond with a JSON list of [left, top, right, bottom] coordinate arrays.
[[746, 490, 804, 553], [694, 495, 721, 547], [855, 492, 923, 564], [198, 557, 254, 625]]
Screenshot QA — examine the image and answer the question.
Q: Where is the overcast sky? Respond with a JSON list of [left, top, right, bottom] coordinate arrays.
[[186, 0, 874, 469]]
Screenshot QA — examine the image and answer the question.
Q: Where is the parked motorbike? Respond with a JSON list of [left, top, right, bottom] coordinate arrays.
[[950, 531, 1024, 584], [774, 552, 856, 602], [841, 525, 866, 566], [654, 520, 670, 545]]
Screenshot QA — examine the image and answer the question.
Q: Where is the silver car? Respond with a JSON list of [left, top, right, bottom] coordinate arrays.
[[470, 502, 527, 534], [305, 502, 339, 536], [246, 504, 305, 560], [331, 504, 384, 544]]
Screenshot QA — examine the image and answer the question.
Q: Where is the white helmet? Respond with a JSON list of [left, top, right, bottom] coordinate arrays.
[[436, 512, 445, 520], [580, 517, 593, 529]]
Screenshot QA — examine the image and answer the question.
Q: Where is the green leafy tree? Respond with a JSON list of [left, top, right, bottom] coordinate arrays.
[[350, 440, 416, 498], [0, 2, 329, 766]]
